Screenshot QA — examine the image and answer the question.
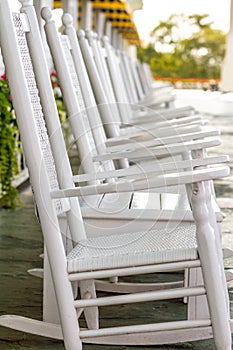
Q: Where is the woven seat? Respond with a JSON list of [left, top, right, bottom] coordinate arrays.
[[67, 223, 197, 272]]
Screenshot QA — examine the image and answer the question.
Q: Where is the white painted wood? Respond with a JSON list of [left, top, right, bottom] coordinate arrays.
[[96, 11, 105, 39], [130, 192, 161, 209], [81, 0, 92, 31], [74, 286, 206, 308], [43, 11, 231, 334], [43, 11, 231, 332], [73, 155, 229, 183], [0, 315, 63, 339], [27, 268, 43, 278], [62, 0, 78, 29], [43, 250, 60, 324], [1, 314, 233, 345], [51, 167, 230, 199], [98, 192, 132, 209], [0, 3, 82, 348], [93, 139, 221, 162]]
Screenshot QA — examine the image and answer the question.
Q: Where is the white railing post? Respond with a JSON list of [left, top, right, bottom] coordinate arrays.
[[221, 0, 233, 91]]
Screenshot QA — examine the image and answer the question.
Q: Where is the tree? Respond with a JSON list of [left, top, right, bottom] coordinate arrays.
[[137, 14, 226, 80]]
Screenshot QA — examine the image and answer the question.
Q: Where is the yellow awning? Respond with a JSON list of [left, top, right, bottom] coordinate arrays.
[[53, 0, 140, 45]]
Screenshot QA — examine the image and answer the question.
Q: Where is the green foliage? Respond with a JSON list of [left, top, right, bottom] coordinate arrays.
[[137, 44, 155, 64], [138, 13, 226, 80], [0, 74, 21, 208]]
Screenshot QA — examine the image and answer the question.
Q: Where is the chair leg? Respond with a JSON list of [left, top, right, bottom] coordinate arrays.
[[79, 280, 99, 330], [199, 237, 232, 349], [42, 255, 81, 349], [43, 251, 60, 324], [187, 267, 210, 320], [47, 265, 82, 350], [205, 181, 230, 312], [191, 182, 232, 349]]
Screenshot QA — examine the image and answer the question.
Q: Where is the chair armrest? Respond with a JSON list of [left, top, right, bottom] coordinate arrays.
[[105, 124, 202, 146], [52, 165, 230, 199], [106, 130, 220, 153], [120, 114, 202, 131], [132, 105, 196, 123], [73, 155, 229, 183], [93, 139, 221, 162], [119, 119, 208, 140]]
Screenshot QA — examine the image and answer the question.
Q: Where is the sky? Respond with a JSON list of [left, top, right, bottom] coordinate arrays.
[[134, 0, 231, 42]]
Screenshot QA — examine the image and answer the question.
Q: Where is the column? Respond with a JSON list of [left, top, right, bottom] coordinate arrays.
[[33, 0, 54, 70], [62, 0, 78, 29], [221, 0, 233, 91]]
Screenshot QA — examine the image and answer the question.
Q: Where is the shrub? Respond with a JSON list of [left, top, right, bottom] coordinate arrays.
[[0, 74, 21, 208]]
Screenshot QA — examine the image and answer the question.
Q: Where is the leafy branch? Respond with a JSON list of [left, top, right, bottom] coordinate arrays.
[[0, 74, 21, 208]]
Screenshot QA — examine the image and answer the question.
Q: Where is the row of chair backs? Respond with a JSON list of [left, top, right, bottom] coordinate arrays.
[[1, 3, 88, 247]]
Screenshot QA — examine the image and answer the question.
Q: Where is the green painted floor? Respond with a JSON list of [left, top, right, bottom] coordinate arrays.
[[0, 112, 233, 349]]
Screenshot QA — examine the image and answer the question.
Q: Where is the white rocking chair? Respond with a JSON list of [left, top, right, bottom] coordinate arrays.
[[40, 6, 232, 322]]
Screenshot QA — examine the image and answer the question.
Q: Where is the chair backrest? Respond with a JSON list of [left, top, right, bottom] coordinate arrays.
[[76, 29, 123, 136], [118, 50, 144, 101], [43, 10, 221, 178], [59, 29, 108, 157], [92, 32, 134, 124], [93, 33, 151, 115], [42, 9, 129, 170], [78, 30, 174, 127], [0, 4, 88, 338], [59, 34, 104, 173], [66, 15, 188, 139], [116, 50, 139, 104], [60, 33, 120, 176], [142, 62, 160, 90], [85, 31, 117, 109], [106, 36, 139, 121], [0, 1, 87, 245], [134, 59, 149, 95]]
